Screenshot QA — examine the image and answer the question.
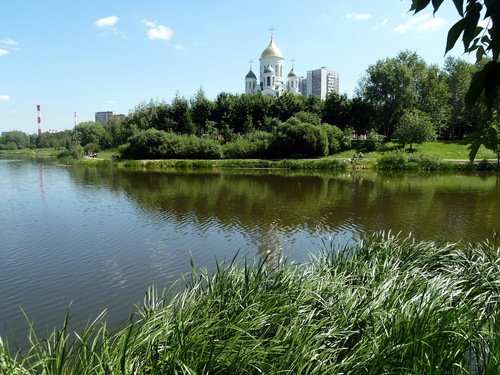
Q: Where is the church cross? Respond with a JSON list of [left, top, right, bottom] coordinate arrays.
[[268, 26, 276, 38], [248, 59, 254, 69]]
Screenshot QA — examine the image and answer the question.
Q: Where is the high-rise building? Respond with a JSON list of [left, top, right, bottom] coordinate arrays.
[[95, 111, 125, 124], [305, 68, 339, 100], [95, 111, 114, 124]]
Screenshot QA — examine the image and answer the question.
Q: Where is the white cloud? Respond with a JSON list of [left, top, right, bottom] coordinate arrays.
[[144, 20, 173, 40], [346, 13, 372, 21], [0, 48, 9, 56], [0, 95, 11, 102], [381, 19, 389, 27], [94, 15, 120, 28], [0, 39, 18, 47], [174, 43, 185, 50], [394, 13, 446, 33]]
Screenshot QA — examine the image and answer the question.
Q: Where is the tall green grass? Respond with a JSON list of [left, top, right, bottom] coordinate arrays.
[[1, 233, 498, 373]]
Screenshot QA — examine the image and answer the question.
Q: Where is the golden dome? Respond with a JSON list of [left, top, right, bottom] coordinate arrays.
[[260, 38, 283, 59]]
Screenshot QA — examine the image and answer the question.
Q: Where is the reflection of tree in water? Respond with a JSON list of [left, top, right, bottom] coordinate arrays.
[[68, 167, 500, 243]]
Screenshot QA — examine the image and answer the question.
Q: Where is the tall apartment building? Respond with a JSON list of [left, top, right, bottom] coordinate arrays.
[[95, 111, 113, 124], [95, 111, 125, 124], [304, 67, 339, 99]]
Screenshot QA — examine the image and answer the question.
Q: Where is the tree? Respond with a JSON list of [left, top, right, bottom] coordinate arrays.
[[190, 88, 214, 136], [409, 0, 500, 108], [357, 51, 428, 137], [73, 122, 110, 149], [322, 92, 353, 129], [394, 109, 436, 151], [1, 131, 31, 149], [443, 56, 482, 138]]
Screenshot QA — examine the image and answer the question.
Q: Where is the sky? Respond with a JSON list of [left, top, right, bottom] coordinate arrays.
[[0, 0, 478, 134]]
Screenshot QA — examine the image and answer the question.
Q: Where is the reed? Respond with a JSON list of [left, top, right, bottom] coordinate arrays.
[[1, 233, 498, 374]]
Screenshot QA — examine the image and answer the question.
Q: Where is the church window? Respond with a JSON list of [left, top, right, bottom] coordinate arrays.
[[267, 76, 270, 86]]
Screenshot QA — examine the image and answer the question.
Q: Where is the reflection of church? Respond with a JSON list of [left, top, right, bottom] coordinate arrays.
[[244, 32, 300, 97]]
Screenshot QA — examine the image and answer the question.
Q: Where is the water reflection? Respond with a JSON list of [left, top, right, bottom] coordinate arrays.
[[68, 167, 500, 246]]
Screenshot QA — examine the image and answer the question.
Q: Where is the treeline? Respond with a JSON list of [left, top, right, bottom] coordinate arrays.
[[1, 51, 492, 159]]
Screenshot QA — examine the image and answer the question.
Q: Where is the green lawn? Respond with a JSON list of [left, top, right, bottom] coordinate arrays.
[[332, 140, 497, 160]]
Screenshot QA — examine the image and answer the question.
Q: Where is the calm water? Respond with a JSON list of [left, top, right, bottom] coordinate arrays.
[[1, 157, 499, 345]]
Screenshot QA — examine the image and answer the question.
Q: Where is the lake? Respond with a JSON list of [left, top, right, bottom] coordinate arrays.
[[1, 157, 499, 345]]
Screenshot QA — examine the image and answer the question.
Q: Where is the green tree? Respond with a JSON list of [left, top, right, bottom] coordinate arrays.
[[394, 109, 436, 151], [171, 95, 195, 135], [409, 0, 500, 108], [358, 51, 426, 136], [443, 56, 481, 138], [322, 92, 352, 129], [2, 130, 30, 149], [418, 64, 451, 136], [190, 88, 214, 136], [73, 122, 110, 149], [271, 92, 306, 121]]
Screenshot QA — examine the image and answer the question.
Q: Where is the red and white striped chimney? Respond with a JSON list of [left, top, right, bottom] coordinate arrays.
[[36, 104, 42, 135]]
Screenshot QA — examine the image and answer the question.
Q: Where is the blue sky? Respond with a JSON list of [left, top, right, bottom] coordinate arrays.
[[0, 0, 475, 134]]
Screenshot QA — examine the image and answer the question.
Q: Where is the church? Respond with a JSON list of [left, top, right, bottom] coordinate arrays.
[[244, 34, 300, 97]]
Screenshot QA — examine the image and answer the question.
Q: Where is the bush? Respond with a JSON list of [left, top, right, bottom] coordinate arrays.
[[222, 132, 272, 159], [377, 151, 444, 170], [271, 122, 328, 158], [319, 124, 343, 155], [377, 150, 409, 170], [57, 144, 84, 163], [121, 130, 222, 159], [83, 143, 101, 153], [364, 129, 385, 151]]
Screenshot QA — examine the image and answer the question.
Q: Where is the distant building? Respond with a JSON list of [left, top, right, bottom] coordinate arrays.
[[95, 111, 125, 124], [305, 68, 339, 100], [95, 111, 113, 124], [244, 33, 339, 99]]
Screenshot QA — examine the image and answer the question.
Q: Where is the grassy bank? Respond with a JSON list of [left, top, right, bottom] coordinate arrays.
[[117, 157, 350, 172], [333, 140, 498, 161], [0, 148, 59, 158], [1, 233, 498, 374]]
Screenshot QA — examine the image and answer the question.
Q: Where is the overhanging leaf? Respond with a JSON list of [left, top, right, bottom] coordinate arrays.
[[483, 62, 500, 108], [468, 137, 482, 162], [432, 0, 445, 13], [410, 0, 432, 13], [465, 69, 485, 108], [452, 0, 464, 17], [446, 19, 466, 53], [463, 6, 482, 48]]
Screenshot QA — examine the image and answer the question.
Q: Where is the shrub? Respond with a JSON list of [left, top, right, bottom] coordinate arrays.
[[222, 132, 272, 159], [408, 153, 442, 170], [319, 124, 343, 155], [271, 122, 328, 158], [121, 130, 223, 159], [377, 151, 445, 170], [364, 129, 385, 151], [377, 150, 409, 170], [83, 143, 101, 153], [57, 144, 84, 162]]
